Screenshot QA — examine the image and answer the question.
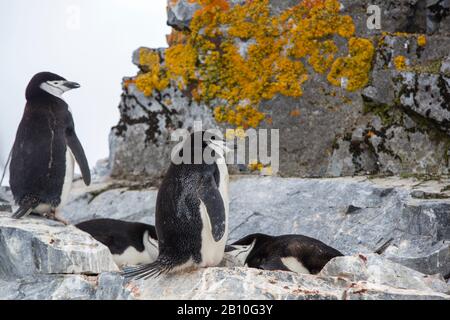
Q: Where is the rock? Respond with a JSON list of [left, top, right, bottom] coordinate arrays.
[[0, 273, 132, 300], [0, 213, 118, 278], [108, 64, 217, 180], [2, 265, 448, 300], [127, 265, 449, 300], [0, 187, 13, 213], [442, 56, 450, 75], [109, 1, 450, 179], [227, 177, 450, 277], [61, 181, 158, 225], [62, 176, 450, 278], [320, 254, 449, 294], [167, 0, 202, 31]]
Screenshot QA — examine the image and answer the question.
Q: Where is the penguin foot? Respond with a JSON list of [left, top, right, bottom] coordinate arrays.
[[46, 211, 69, 225]]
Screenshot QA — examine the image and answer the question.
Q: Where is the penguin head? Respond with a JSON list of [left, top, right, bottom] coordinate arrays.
[[26, 72, 80, 100], [176, 131, 232, 165], [226, 233, 273, 265]]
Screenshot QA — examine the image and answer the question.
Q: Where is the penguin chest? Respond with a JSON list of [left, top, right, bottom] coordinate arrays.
[[280, 257, 311, 274], [58, 148, 75, 209], [199, 160, 229, 267]]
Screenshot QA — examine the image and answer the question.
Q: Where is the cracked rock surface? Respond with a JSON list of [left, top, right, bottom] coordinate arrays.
[[1, 175, 450, 300]]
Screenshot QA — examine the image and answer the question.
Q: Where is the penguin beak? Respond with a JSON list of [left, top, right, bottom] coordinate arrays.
[[63, 81, 81, 90]]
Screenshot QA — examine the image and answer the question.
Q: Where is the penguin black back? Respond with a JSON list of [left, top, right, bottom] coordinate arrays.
[[229, 233, 344, 274], [76, 218, 157, 255]]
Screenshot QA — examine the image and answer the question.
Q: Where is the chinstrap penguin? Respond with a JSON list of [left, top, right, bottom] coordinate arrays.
[[226, 233, 343, 274], [123, 131, 231, 280], [9, 72, 90, 223], [76, 219, 158, 267]]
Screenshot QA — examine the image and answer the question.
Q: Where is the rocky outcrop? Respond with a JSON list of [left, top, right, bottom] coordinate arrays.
[[0, 213, 118, 279], [109, 0, 450, 180], [2, 174, 450, 300], [62, 176, 450, 278]]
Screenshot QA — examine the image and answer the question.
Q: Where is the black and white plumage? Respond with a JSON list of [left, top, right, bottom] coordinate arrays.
[[76, 219, 158, 267], [123, 131, 230, 280], [226, 233, 343, 275], [9, 72, 90, 222]]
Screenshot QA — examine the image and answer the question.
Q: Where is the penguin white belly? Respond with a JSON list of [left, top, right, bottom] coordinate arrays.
[[113, 247, 155, 267], [281, 257, 311, 274], [58, 148, 74, 210], [199, 159, 229, 267]]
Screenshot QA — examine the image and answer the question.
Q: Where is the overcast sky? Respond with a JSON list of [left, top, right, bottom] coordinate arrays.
[[0, 0, 171, 185]]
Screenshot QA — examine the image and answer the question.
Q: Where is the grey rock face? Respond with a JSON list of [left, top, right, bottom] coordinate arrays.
[[0, 213, 118, 278], [2, 177, 450, 300], [227, 176, 450, 277], [61, 177, 450, 278], [320, 254, 449, 294], [167, 0, 201, 31], [0, 273, 133, 300]]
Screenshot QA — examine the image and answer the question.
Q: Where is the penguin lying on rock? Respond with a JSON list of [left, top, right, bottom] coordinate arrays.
[[123, 131, 231, 280], [9, 72, 90, 223], [225, 233, 343, 274], [76, 219, 158, 267]]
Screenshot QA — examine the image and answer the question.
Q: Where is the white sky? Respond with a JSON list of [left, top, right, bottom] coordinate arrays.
[[0, 0, 171, 185]]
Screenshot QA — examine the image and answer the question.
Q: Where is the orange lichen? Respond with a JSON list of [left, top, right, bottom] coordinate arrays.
[[136, 0, 375, 127], [394, 55, 407, 71], [248, 160, 264, 172], [290, 109, 301, 117], [417, 35, 427, 47], [327, 38, 375, 91], [135, 49, 169, 96], [165, 43, 197, 89]]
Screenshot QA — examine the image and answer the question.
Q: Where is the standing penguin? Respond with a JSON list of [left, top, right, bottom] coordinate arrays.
[[123, 131, 230, 279], [226, 233, 343, 275], [9, 72, 90, 222]]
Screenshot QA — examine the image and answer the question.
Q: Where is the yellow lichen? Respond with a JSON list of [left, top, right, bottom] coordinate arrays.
[[135, 49, 169, 96], [327, 38, 375, 91], [248, 161, 264, 172], [394, 55, 407, 71], [417, 35, 427, 47], [165, 43, 197, 89], [136, 0, 375, 127]]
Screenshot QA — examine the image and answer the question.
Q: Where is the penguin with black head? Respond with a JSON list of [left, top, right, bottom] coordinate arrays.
[[226, 233, 343, 275], [9, 72, 90, 223], [123, 130, 231, 280], [76, 219, 158, 267]]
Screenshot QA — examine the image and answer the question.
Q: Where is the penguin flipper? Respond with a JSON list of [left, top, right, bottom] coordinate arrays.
[[65, 127, 91, 186], [199, 180, 226, 242]]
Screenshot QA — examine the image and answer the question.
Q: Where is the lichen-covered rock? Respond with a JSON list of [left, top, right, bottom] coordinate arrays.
[[109, 49, 217, 180], [0, 213, 118, 278], [109, 1, 450, 179]]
